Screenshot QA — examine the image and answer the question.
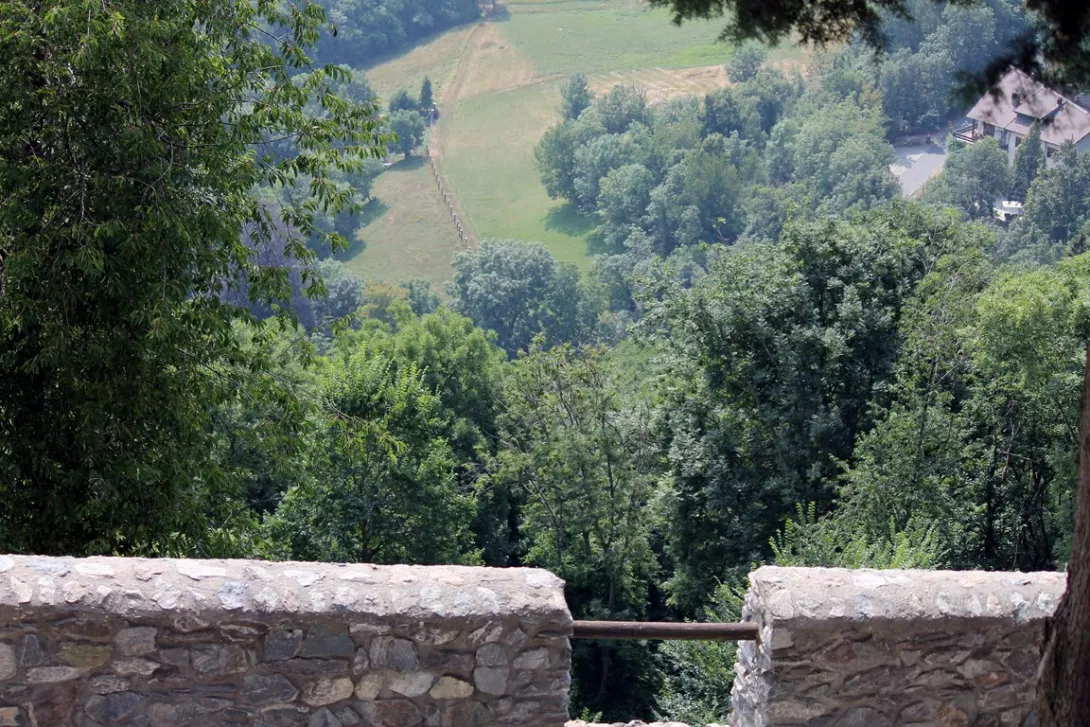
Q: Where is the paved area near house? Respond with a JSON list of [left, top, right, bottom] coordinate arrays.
[[890, 141, 948, 197]]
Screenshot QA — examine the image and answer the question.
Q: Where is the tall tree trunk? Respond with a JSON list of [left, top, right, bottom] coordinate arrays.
[[1037, 341, 1090, 724]]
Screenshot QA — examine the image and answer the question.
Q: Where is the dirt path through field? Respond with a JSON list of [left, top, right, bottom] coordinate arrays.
[[426, 19, 495, 248]]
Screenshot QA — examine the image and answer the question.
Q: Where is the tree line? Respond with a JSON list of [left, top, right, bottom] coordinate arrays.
[[314, 0, 480, 66]]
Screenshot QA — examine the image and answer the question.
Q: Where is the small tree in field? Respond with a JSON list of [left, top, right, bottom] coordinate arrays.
[[419, 77, 434, 114], [390, 110, 426, 158], [562, 73, 594, 120], [389, 89, 417, 113]]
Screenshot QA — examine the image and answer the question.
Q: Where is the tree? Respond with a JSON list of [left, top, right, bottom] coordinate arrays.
[[419, 76, 434, 114], [1011, 122, 1046, 201], [878, 47, 954, 134], [727, 41, 768, 83], [312, 0, 480, 67], [656, 584, 743, 725], [390, 109, 426, 157], [595, 85, 653, 135], [400, 278, 441, 316], [563, 73, 594, 121], [535, 109, 608, 203], [494, 343, 659, 718], [389, 88, 418, 113], [596, 164, 657, 251], [926, 136, 1010, 218], [449, 240, 601, 356], [0, 0, 380, 555], [1017, 142, 1090, 256], [642, 205, 967, 610], [312, 260, 366, 326], [837, 242, 1084, 571], [263, 353, 478, 565], [701, 88, 763, 140], [781, 95, 899, 213], [536, 123, 582, 201], [328, 307, 512, 561], [738, 66, 797, 133], [348, 157, 386, 203]]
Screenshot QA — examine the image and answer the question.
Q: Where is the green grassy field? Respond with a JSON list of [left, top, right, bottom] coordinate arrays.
[[442, 82, 600, 269], [364, 24, 476, 100], [344, 0, 807, 282], [339, 157, 465, 287], [499, 3, 737, 76]]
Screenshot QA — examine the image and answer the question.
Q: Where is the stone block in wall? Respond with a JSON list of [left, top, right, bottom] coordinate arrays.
[[0, 555, 573, 726], [729, 566, 1066, 727]]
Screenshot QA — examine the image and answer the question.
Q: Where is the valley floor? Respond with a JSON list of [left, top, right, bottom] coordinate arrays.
[[346, 0, 807, 284]]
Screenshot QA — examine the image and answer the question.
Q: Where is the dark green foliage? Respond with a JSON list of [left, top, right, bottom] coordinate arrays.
[[738, 67, 797, 133], [643, 205, 967, 610], [646, 0, 1087, 93], [562, 73, 594, 121], [924, 136, 1010, 218], [597, 164, 657, 251], [0, 0, 381, 555], [390, 109, 426, 157], [263, 353, 478, 564], [701, 88, 763, 141], [389, 89, 419, 113], [313, 260, 366, 325], [351, 158, 387, 203], [6, 0, 1090, 718], [656, 584, 743, 724], [878, 47, 954, 134], [536, 123, 582, 201], [776, 85, 899, 212], [726, 42, 768, 83], [1007, 142, 1090, 261], [400, 278, 442, 316], [1011, 123, 1045, 201], [449, 241, 601, 356], [596, 85, 654, 135], [419, 77, 434, 112], [314, 0, 480, 67], [494, 344, 659, 718], [573, 131, 654, 213], [838, 249, 1090, 570], [835, 0, 1030, 135], [771, 504, 942, 568]]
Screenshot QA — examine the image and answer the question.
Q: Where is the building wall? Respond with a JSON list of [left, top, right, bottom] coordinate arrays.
[[0, 555, 572, 727], [730, 567, 1065, 727]]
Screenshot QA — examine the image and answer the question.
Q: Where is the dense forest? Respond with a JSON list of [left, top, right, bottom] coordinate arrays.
[[2, 0, 1090, 723], [315, 0, 481, 66]]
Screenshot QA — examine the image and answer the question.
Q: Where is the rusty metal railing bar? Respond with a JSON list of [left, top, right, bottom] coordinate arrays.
[[571, 621, 759, 642]]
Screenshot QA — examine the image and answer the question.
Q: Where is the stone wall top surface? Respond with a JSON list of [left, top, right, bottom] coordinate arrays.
[[0, 556, 573, 726], [0, 555, 571, 628], [747, 565, 1065, 627], [732, 567, 1065, 726]]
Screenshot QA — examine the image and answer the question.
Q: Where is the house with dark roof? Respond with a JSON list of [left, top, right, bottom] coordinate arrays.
[[953, 67, 1090, 165]]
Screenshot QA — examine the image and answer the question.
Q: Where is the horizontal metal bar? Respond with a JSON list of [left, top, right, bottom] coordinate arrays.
[[571, 620, 760, 642]]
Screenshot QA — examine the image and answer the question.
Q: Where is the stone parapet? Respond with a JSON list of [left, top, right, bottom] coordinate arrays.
[[730, 566, 1066, 727], [0, 555, 572, 727]]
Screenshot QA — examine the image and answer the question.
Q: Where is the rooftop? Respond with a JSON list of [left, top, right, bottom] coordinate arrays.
[[967, 67, 1090, 146]]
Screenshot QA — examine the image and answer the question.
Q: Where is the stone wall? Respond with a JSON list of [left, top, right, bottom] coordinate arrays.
[[730, 566, 1066, 727], [0, 555, 572, 727]]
